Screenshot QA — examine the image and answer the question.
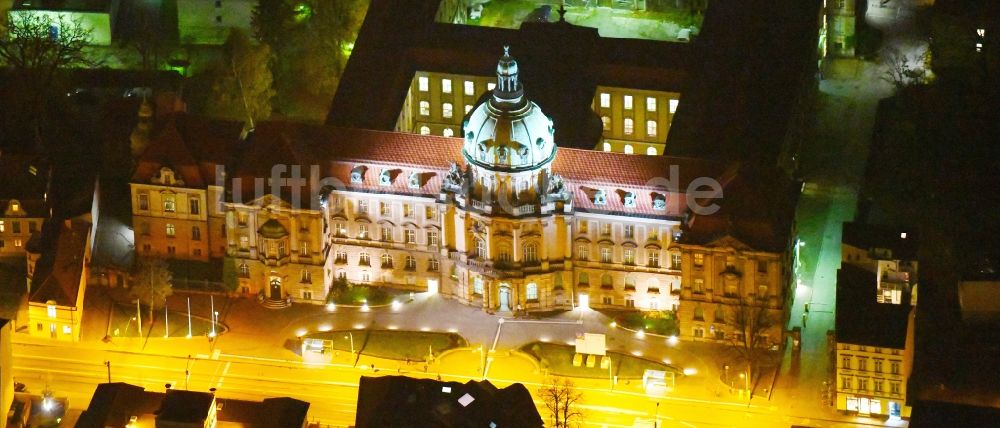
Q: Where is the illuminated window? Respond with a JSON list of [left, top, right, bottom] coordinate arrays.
[[693, 278, 704, 293], [403, 203, 413, 218], [623, 95, 633, 110], [419, 101, 430, 116], [425, 206, 435, 219], [443, 128, 454, 137], [166, 223, 176, 237], [487, 82, 496, 91], [601, 115, 610, 130], [237, 211, 248, 225], [602, 142, 611, 152], [526, 283, 538, 300], [624, 144, 634, 154], [63, 325, 71, 334], [623, 248, 635, 265], [693, 253, 704, 267], [380, 202, 391, 216], [358, 224, 369, 239], [646, 96, 657, 111], [239, 235, 249, 249], [427, 231, 439, 246], [669, 99, 679, 113], [578, 220, 588, 234], [464, 80, 474, 95], [404, 229, 416, 243], [624, 118, 634, 135], [14, 239, 21, 247], [464, 104, 473, 114], [647, 250, 659, 267], [419, 126, 430, 135], [359, 252, 370, 265], [443, 103, 453, 118], [474, 277, 484, 295], [10, 202, 18, 211], [524, 244, 538, 264], [441, 79, 452, 94], [475, 238, 486, 258], [239, 263, 249, 277], [0, 220, 4, 232], [47, 304, 56, 317], [577, 244, 589, 260], [381, 253, 394, 268], [163, 195, 176, 212], [599, 92, 610, 108], [647, 120, 657, 137], [646, 146, 657, 155], [601, 247, 612, 263], [418, 76, 429, 91]]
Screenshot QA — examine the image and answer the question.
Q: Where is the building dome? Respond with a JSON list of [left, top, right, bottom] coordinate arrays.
[[462, 47, 556, 172]]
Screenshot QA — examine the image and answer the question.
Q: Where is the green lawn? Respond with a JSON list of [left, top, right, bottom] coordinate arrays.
[[326, 284, 395, 306], [308, 329, 467, 361], [521, 341, 680, 379], [615, 311, 680, 336]]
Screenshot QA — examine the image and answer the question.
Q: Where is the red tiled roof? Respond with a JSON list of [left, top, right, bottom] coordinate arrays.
[[133, 114, 243, 188], [30, 220, 90, 306]]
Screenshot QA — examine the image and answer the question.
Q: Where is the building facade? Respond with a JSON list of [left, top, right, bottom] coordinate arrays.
[[177, 0, 255, 45], [0, 200, 43, 258], [27, 220, 92, 342], [396, 72, 681, 156], [827, 0, 857, 57], [835, 340, 912, 418]]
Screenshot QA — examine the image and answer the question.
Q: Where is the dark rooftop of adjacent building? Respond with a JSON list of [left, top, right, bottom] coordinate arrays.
[[842, 222, 918, 261], [835, 264, 911, 349], [29, 219, 90, 307], [355, 375, 542, 428], [156, 389, 215, 424]]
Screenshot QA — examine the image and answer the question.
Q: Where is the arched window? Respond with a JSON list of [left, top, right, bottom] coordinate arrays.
[[579, 272, 589, 285], [526, 283, 538, 300], [624, 144, 634, 154], [442, 103, 454, 118], [623, 118, 634, 135], [419, 101, 430, 116], [442, 128, 454, 137], [646, 120, 657, 137], [646, 146, 657, 156], [419, 126, 430, 135], [524, 243, 538, 264], [602, 142, 611, 152], [601, 115, 610, 130]]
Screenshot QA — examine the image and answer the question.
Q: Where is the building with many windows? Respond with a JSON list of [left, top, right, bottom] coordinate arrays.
[[176, 0, 255, 45], [835, 263, 914, 419], [26, 219, 92, 341], [0, 153, 48, 260], [841, 222, 918, 305]]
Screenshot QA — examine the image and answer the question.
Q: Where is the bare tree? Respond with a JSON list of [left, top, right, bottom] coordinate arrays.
[[538, 377, 584, 428], [881, 46, 928, 90], [130, 257, 174, 327], [125, 8, 171, 71], [727, 299, 777, 387]]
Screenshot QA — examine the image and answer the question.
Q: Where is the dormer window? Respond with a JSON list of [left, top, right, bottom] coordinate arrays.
[[652, 194, 667, 211], [594, 189, 607, 205], [350, 165, 366, 184], [408, 172, 422, 189], [10, 202, 19, 212], [378, 169, 392, 186], [623, 191, 637, 208]]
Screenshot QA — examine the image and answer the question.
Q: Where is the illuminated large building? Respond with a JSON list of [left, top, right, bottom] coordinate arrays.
[[132, 50, 796, 349]]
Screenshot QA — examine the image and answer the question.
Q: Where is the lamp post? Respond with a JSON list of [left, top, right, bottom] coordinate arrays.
[[136, 299, 142, 337], [607, 356, 614, 390], [209, 295, 216, 338], [103, 360, 111, 383], [164, 303, 169, 338], [186, 297, 192, 338], [653, 401, 660, 428]]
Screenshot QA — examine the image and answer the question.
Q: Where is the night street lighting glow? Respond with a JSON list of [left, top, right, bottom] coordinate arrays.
[[635, 329, 645, 339], [667, 335, 679, 346], [391, 300, 402, 311], [683, 367, 697, 376], [326, 303, 336, 311]]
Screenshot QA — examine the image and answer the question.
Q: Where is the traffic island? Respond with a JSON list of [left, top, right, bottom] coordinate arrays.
[[304, 329, 467, 361], [520, 341, 681, 380]]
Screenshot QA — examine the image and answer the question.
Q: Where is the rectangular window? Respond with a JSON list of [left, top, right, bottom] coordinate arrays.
[[428, 258, 439, 271], [526, 283, 538, 300], [890, 361, 900, 374], [29, 221, 37, 233], [600, 247, 612, 263], [693, 278, 704, 293], [163, 195, 176, 212], [602, 296, 613, 305], [578, 220, 588, 234], [873, 380, 883, 393], [0, 220, 4, 232], [624, 225, 634, 239], [646, 120, 657, 137], [335, 222, 346, 236], [166, 224, 176, 237], [427, 231, 439, 246], [358, 200, 368, 214], [12, 221, 20, 234], [403, 203, 413, 218], [191, 226, 201, 241], [599, 92, 610, 108], [626, 299, 635, 308], [237, 211, 248, 225], [669, 99, 679, 114], [487, 82, 496, 91], [358, 224, 369, 239], [380, 202, 390, 216], [425, 206, 435, 220], [577, 245, 589, 260], [842, 356, 852, 369], [473, 278, 484, 295], [600, 223, 611, 236], [190, 198, 200, 215], [646, 96, 657, 111], [623, 118, 634, 135], [381, 227, 392, 242], [47, 304, 57, 317], [464, 80, 474, 95], [441, 78, 452, 94], [300, 270, 312, 283], [758, 260, 768, 273], [464, 104, 473, 114], [300, 242, 309, 256], [623, 248, 635, 265], [842, 377, 852, 390], [874, 359, 883, 373], [647, 251, 659, 267], [138, 193, 149, 210], [418, 76, 429, 91], [404, 229, 416, 244], [419, 101, 430, 116], [443, 103, 454, 118], [890, 382, 901, 395], [406, 256, 417, 270], [694, 253, 704, 267], [623, 95, 633, 110], [13, 239, 20, 247], [858, 357, 868, 371], [671, 253, 682, 269], [239, 235, 249, 249]]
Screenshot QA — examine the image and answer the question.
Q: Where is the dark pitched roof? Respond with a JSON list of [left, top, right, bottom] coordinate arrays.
[[835, 264, 912, 349], [0, 152, 48, 203], [132, 113, 244, 188], [156, 389, 215, 424], [258, 397, 311, 428], [842, 222, 918, 261], [355, 376, 542, 428], [29, 220, 90, 306], [74, 383, 148, 428], [680, 165, 800, 253]]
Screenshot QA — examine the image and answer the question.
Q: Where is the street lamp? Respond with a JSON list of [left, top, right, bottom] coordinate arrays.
[[186, 297, 192, 338], [104, 360, 111, 383], [209, 296, 217, 338]]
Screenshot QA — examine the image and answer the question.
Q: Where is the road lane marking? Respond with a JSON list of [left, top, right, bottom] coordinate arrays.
[[215, 361, 231, 389]]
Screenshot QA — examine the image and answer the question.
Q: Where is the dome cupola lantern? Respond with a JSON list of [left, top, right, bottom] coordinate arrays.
[[462, 47, 556, 173]]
